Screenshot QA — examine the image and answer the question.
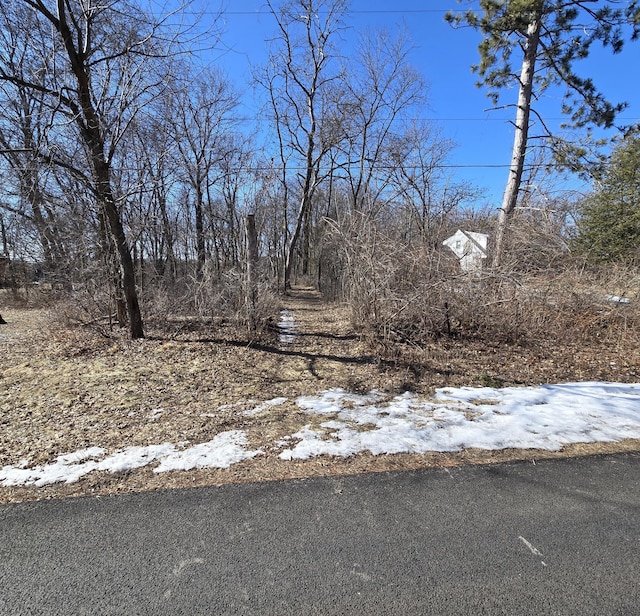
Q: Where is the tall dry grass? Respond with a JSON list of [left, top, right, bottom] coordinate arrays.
[[320, 213, 640, 348]]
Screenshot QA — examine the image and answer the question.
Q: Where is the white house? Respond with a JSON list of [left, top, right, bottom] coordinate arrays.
[[443, 229, 488, 272]]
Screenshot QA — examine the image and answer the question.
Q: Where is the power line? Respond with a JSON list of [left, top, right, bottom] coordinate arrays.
[[188, 9, 454, 16], [349, 9, 451, 13], [0, 161, 547, 172], [222, 9, 452, 15], [173, 8, 457, 20], [189, 115, 640, 123], [84, 163, 559, 173]]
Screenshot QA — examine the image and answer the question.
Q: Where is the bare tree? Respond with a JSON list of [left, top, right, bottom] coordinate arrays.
[[212, 133, 255, 270], [133, 112, 181, 282], [170, 67, 238, 279], [339, 27, 425, 215], [0, 5, 71, 277], [0, 1, 173, 336], [260, 0, 348, 291], [0, 0, 211, 337], [244, 213, 259, 331], [388, 121, 481, 244]]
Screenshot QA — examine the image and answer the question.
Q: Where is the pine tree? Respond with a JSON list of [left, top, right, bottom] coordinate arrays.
[[574, 135, 640, 263], [447, 0, 639, 267]]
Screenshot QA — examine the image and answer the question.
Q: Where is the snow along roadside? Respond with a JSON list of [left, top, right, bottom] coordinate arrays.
[[2, 382, 640, 488]]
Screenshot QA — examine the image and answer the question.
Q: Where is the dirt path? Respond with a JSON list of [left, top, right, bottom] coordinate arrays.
[[274, 285, 405, 393], [279, 285, 356, 348]]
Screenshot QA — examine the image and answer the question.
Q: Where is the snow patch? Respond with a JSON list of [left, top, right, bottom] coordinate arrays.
[[279, 382, 640, 460], [0, 433, 261, 487], [154, 431, 262, 472], [278, 310, 297, 343], [3, 383, 640, 488], [605, 295, 631, 304], [147, 408, 164, 420], [243, 397, 288, 417], [0, 447, 106, 487]]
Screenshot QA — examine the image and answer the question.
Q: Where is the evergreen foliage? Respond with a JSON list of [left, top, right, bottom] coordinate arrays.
[[573, 135, 640, 263], [447, 0, 635, 134]]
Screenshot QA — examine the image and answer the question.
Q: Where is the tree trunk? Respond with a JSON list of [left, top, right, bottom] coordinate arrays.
[[492, 15, 542, 268], [284, 115, 317, 291], [1, 215, 8, 257], [157, 190, 177, 281], [284, 194, 309, 291], [194, 182, 206, 278], [245, 213, 259, 331], [54, 0, 144, 338], [301, 202, 312, 277], [99, 172, 144, 338]]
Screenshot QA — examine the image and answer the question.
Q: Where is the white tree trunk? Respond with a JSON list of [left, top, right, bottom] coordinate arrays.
[[492, 15, 543, 268]]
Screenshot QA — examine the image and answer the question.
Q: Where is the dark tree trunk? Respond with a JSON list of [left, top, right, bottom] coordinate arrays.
[[55, 0, 144, 338], [245, 213, 259, 331], [194, 183, 206, 278], [99, 177, 144, 338]]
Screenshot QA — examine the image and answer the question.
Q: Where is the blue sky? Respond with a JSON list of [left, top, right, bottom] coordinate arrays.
[[186, 0, 640, 206]]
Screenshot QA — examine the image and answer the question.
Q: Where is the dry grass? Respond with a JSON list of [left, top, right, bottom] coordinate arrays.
[[2, 285, 640, 505]]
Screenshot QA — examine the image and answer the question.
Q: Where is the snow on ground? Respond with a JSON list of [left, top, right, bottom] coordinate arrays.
[[154, 432, 262, 473], [605, 295, 631, 304], [278, 310, 297, 343], [0, 432, 261, 488], [2, 382, 640, 488], [243, 397, 288, 417], [279, 383, 640, 459]]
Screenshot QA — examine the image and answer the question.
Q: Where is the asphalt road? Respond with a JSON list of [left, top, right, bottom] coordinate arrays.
[[1, 453, 639, 615]]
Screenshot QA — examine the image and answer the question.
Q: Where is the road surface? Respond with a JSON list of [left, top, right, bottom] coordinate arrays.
[[1, 453, 639, 615]]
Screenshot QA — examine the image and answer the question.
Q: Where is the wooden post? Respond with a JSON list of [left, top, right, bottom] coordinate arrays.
[[245, 214, 259, 331], [0, 255, 8, 288]]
